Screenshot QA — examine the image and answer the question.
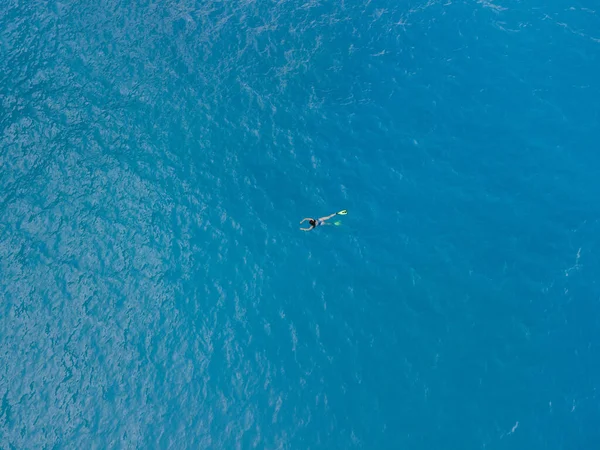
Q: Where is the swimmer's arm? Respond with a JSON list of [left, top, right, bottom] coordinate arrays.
[[299, 218, 314, 231]]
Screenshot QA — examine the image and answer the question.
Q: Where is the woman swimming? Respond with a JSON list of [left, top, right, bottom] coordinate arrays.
[[299, 210, 347, 231]]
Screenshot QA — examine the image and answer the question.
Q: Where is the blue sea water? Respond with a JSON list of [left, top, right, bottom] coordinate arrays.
[[1, 0, 600, 448]]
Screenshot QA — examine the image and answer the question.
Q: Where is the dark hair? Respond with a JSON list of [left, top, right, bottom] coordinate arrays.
[[309, 219, 316, 227]]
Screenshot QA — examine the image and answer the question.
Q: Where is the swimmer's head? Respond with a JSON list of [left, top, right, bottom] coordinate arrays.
[[309, 219, 316, 227]]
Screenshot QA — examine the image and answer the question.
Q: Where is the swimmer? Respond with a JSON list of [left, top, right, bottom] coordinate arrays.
[[300, 210, 347, 231]]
